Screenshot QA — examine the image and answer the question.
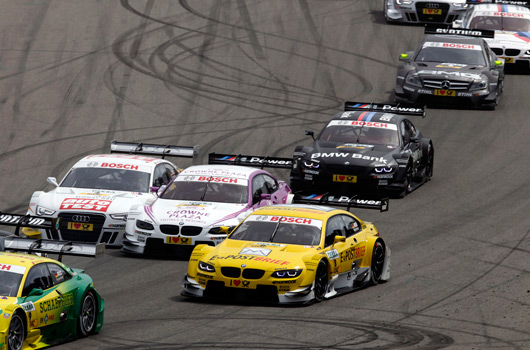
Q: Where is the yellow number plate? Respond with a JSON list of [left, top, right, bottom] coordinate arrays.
[[333, 175, 357, 183], [165, 237, 192, 245], [502, 57, 514, 63], [434, 89, 456, 97], [67, 222, 93, 231], [423, 8, 442, 15]]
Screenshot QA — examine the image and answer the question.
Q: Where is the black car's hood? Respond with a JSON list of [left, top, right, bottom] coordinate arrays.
[[308, 142, 399, 166], [412, 62, 485, 81]]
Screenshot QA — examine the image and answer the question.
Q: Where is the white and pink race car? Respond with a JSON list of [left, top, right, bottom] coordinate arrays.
[[25, 141, 197, 247], [121, 153, 293, 255]]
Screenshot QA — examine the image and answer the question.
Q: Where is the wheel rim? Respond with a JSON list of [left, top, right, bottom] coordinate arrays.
[[372, 243, 385, 281], [314, 263, 327, 300], [81, 294, 96, 333], [8, 315, 24, 350]]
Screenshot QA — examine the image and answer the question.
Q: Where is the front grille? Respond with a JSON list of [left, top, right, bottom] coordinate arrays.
[[491, 48, 503, 55], [325, 164, 370, 176], [57, 212, 106, 243], [221, 267, 241, 278], [181, 226, 202, 236], [242, 269, 265, 279], [423, 79, 469, 90], [160, 225, 179, 235], [505, 49, 520, 56], [204, 280, 278, 303], [416, 2, 450, 23]]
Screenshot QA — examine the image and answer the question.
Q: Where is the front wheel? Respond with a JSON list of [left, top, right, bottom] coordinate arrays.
[[8, 313, 25, 350], [313, 261, 328, 302], [370, 241, 386, 285], [79, 292, 97, 336]]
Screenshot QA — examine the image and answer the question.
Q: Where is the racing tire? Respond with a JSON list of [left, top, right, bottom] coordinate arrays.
[[370, 241, 386, 285], [422, 141, 434, 179], [78, 292, 97, 337], [398, 163, 412, 198], [8, 313, 25, 350], [313, 260, 328, 303]]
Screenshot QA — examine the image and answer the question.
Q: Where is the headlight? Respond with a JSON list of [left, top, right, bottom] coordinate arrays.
[[271, 269, 302, 278], [470, 79, 488, 91], [396, 0, 412, 4], [110, 213, 128, 221], [36, 206, 55, 216], [405, 73, 422, 87], [198, 261, 215, 272], [208, 226, 232, 235], [136, 220, 154, 230], [452, 2, 468, 8], [374, 166, 394, 173], [525, 49, 530, 55], [303, 160, 320, 169]]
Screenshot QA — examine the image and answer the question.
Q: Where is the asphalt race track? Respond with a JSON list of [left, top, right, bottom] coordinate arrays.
[[1, 1, 530, 349]]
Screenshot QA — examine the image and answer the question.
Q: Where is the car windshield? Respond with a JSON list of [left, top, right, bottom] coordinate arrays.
[[0, 271, 23, 297], [416, 44, 486, 66], [161, 180, 248, 204], [319, 125, 400, 147], [61, 168, 151, 192], [230, 220, 322, 246], [469, 15, 530, 32]]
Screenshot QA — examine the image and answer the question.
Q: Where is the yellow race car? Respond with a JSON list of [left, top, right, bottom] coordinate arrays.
[[181, 204, 390, 304]]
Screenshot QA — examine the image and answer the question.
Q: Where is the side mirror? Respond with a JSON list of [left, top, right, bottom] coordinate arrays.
[[399, 51, 414, 62], [219, 226, 230, 235], [333, 235, 346, 244], [28, 288, 44, 297], [305, 130, 315, 141], [150, 186, 160, 193], [47, 177, 59, 187], [494, 60, 504, 68], [260, 193, 271, 201]]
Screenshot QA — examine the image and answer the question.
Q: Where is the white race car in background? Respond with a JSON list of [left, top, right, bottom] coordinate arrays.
[[454, 0, 530, 69], [25, 141, 197, 247], [122, 153, 293, 256], [385, 0, 468, 24]]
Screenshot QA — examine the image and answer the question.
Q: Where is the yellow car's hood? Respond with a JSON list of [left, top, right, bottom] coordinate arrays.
[[205, 239, 319, 270]]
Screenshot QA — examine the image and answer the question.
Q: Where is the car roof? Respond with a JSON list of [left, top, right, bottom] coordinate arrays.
[[331, 110, 406, 125], [0, 251, 56, 269], [73, 154, 171, 172], [249, 204, 347, 220], [178, 164, 262, 180], [472, 3, 530, 16]]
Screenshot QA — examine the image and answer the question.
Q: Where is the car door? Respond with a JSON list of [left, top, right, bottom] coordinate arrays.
[[322, 215, 348, 277], [401, 119, 422, 168], [337, 214, 367, 278]]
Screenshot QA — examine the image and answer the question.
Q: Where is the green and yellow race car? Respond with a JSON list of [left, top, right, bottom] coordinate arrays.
[[0, 222, 104, 350], [182, 203, 391, 304]]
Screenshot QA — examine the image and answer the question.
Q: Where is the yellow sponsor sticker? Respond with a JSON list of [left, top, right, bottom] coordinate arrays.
[[165, 236, 192, 245], [423, 8, 442, 15], [333, 175, 357, 183], [67, 222, 93, 231], [434, 89, 456, 97]]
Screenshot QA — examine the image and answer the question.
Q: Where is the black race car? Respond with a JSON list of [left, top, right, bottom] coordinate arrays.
[[290, 102, 433, 198], [395, 26, 505, 109]]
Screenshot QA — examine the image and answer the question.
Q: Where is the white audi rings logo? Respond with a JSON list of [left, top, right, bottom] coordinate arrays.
[[72, 215, 90, 222], [425, 3, 440, 9]]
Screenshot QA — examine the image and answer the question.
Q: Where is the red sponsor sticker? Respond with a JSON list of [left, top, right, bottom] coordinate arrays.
[[60, 198, 112, 212], [101, 163, 139, 170], [197, 176, 238, 183]]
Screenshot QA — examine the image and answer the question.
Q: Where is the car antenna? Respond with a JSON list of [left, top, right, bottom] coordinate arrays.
[[200, 176, 213, 201], [269, 216, 284, 242]]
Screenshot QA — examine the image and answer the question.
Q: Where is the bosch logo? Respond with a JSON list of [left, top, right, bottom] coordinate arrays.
[[441, 80, 451, 90], [425, 3, 440, 9], [72, 215, 90, 222]]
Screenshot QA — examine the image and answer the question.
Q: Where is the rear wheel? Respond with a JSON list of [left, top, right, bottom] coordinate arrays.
[[314, 260, 328, 302], [370, 241, 386, 285], [8, 313, 25, 350], [79, 292, 97, 336]]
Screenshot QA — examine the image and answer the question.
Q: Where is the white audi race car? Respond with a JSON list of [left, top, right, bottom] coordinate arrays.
[[384, 0, 468, 24], [25, 141, 197, 247], [121, 153, 293, 256], [454, 0, 530, 70]]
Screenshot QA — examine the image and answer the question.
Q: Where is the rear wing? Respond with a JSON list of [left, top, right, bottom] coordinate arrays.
[[466, 0, 530, 6], [293, 193, 389, 212], [111, 140, 199, 162], [344, 102, 425, 117], [0, 212, 55, 236], [425, 25, 495, 39], [0, 236, 104, 261], [208, 153, 293, 169]]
